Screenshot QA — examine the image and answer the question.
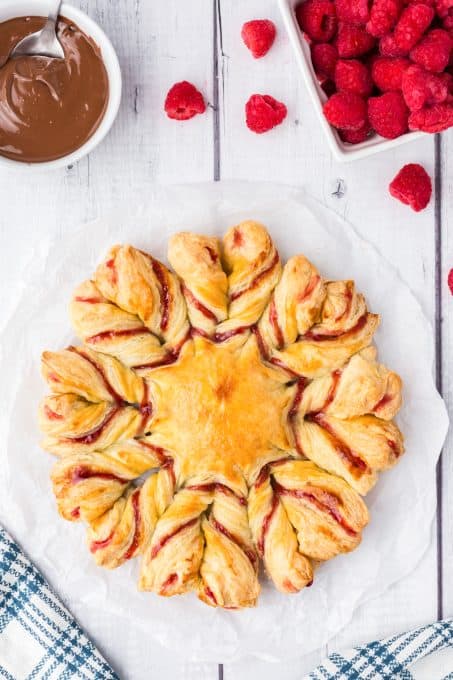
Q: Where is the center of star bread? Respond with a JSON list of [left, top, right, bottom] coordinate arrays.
[[147, 334, 295, 488]]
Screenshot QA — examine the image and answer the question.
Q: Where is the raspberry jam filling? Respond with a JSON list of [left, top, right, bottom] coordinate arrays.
[[132, 332, 190, 370], [65, 407, 120, 445], [301, 313, 368, 341], [257, 495, 279, 556], [269, 298, 284, 348], [150, 517, 198, 559], [90, 530, 114, 553], [146, 255, 171, 333], [298, 274, 321, 303], [74, 296, 103, 304], [183, 285, 218, 322], [230, 251, 279, 302], [186, 482, 247, 506], [307, 413, 369, 476], [71, 465, 129, 485], [124, 490, 141, 560], [160, 572, 178, 593], [373, 393, 393, 412], [211, 517, 258, 568], [68, 346, 125, 403], [86, 327, 152, 345], [44, 405, 64, 421], [272, 480, 357, 537], [106, 258, 117, 284]]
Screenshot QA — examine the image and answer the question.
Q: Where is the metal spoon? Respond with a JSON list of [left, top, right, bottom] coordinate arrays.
[[11, 0, 64, 59]]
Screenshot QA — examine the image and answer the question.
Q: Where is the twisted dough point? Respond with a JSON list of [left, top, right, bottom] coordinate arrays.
[[271, 280, 380, 379], [41, 346, 147, 404], [70, 280, 167, 369], [215, 221, 282, 336], [292, 410, 404, 495], [168, 232, 228, 336], [51, 451, 138, 522], [299, 347, 402, 421], [95, 245, 189, 345], [258, 255, 326, 352], [248, 460, 368, 592], [87, 467, 175, 568], [39, 394, 152, 456], [139, 484, 259, 608]]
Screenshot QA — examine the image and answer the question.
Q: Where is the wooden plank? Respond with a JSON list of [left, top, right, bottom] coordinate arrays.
[[217, 2, 439, 676], [439, 130, 453, 620]]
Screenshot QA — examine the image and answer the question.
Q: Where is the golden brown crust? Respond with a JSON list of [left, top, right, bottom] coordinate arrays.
[[39, 222, 404, 609]]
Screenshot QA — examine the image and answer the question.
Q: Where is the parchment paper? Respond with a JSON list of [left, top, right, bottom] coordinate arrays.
[[0, 182, 448, 668]]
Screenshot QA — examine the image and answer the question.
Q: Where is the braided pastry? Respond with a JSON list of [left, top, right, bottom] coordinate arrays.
[[39, 222, 404, 608]]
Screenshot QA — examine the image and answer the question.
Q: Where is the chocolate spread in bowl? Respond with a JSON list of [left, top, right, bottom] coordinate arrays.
[[0, 16, 109, 163]]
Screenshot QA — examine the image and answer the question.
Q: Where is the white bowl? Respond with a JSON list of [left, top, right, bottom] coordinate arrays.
[[0, 0, 122, 170], [278, 0, 425, 162]]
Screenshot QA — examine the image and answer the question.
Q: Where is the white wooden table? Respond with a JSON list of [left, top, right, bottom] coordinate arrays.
[[0, 1, 452, 678]]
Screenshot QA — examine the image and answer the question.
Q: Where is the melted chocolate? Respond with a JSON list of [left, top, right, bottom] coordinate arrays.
[[0, 16, 109, 163]]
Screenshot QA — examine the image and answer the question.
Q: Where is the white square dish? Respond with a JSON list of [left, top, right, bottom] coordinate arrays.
[[278, 0, 425, 162]]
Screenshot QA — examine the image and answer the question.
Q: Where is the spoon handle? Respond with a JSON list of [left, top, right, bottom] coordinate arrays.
[[45, 0, 63, 29]]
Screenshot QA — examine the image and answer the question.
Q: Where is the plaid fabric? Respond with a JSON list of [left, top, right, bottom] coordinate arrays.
[[0, 527, 118, 680], [307, 618, 453, 680]]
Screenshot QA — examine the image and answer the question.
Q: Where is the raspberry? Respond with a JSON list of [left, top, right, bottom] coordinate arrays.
[[335, 22, 376, 57], [335, 0, 370, 23], [241, 19, 276, 58], [448, 268, 453, 295], [371, 56, 411, 90], [394, 4, 434, 51], [410, 29, 453, 72], [164, 81, 206, 120], [245, 94, 287, 133], [367, 0, 403, 37], [436, 0, 453, 17], [408, 102, 453, 130], [296, 0, 337, 42], [402, 64, 448, 110], [323, 91, 368, 129], [379, 33, 409, 55], [335, 59, 373, 96], [389, 163, 432, 211], [368, 90, 409, 137], [340, 120, 372, 142], [311, 43, 338, 79]]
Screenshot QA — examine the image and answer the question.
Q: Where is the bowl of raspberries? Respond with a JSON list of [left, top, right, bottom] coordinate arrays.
[[279, 0, 453, 160]]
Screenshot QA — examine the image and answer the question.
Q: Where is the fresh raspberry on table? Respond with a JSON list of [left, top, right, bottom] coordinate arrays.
[[379, 33, 409, 56], [410, 29, 453, 73], [389, 163, 432, 211], [296, 0, 337, 42], [368, 90, 409, 137], [323, 91, 368, 129], [371, 56, 411, 90], [402, 64, 449, 110], [335, 22, 376, 57], [241, 19, 276, 58], [335, 0, 370, 24], [448, 268, 453, 295], [164, 81, 206, 120], [311, 43, 338, 79], [340, 120, 372, 142], [245, 94, 287, 133], [394, 3, 435, 51], [366, 0, 403, 37], [408, 101, 453, 130], [335, 59, 373, 96]]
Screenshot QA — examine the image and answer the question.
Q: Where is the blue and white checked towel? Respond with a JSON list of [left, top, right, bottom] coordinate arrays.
[[307, 618, 453, 680], [0, 527, 117, 680]]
